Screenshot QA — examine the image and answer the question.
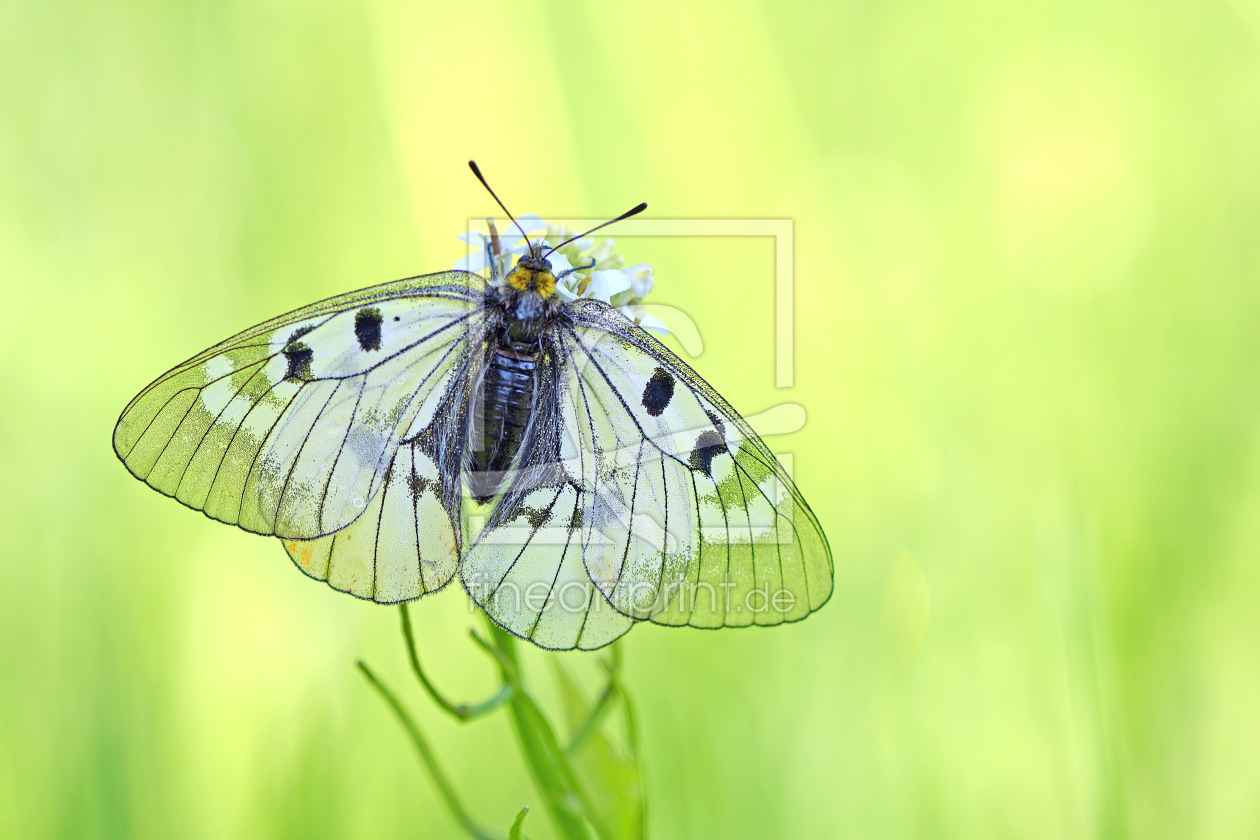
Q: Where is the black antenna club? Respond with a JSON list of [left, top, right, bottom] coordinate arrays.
[[468, 160, 532, 247], [544, 203, 647, 258]]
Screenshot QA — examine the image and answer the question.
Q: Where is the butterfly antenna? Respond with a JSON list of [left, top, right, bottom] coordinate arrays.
[[468, 160, 532, 247], [544, 202, 648, 258]]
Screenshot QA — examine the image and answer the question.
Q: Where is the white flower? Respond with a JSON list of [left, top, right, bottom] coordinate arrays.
[[454, 218, 666, 334], [617, 306, 668, 335], [624, 264, 654, 299], [556, 268, 631, 303], [548, 252, 575, 278], [588, 269, 633, 301], [454, 215, 548, 275]]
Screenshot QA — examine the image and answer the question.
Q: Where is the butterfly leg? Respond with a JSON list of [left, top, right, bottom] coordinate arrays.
[[555, 257, 596, 281]]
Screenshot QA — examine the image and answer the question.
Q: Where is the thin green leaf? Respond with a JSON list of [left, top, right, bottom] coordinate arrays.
[[485, 621, 596, 840], [551, 655, 644, 840], [356, 661, 498, 840], [509, 807, 531, 840]]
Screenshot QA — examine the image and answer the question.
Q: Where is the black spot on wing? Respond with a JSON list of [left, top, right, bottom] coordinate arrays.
[[703, 408, 725, 435], [355, 307, 383, 351], [287, 325, 316, 344], [642, 367, 674, 417], [689, 430, 726, 477], [282, 341, 314, 381]]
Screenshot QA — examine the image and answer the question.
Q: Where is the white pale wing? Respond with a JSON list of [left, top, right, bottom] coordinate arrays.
[[114, 271, 486, 539], [461, 480, 635, 651], [280, 439, 460, 602], [458, 349, 633, 650], [558, 300, 833, 629]]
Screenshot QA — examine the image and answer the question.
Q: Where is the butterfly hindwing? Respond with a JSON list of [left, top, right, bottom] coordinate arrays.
[[461, 480, 635, 651], [114, 271, 486, 540], [459, 348, 634, 650], [282, 438, 460, 602]]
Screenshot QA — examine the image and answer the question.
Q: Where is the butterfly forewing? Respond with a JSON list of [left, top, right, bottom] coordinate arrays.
[[452, 298, 832, 647], [560, 299, 833, 628], [114, 271, 486, 540]]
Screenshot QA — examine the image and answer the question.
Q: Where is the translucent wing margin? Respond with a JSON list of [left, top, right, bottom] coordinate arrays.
[[113, 271, 486, 540], [560, 299, 833, 629]]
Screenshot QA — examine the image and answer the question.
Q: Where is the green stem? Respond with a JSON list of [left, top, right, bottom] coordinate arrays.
[[616, 681, 642, 764], [565, 650, 621, 754], [356, 661, 499, 840], [402, 605, 515, 721], [615, 681, 646, 839], [460, 680, 517, 719], [485, 621, 595, 840]]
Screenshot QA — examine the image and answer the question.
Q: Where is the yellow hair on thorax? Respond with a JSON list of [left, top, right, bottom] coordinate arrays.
[[506, 267, 557, 298]]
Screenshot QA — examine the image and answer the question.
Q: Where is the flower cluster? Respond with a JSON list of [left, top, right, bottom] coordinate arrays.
[[455, 216, 665, 333]]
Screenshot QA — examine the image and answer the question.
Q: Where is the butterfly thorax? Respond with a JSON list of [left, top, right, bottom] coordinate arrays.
[[469, 254, 562, 502]]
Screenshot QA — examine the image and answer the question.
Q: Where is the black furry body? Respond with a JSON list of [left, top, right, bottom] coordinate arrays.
[[466, 285, 558, 503]]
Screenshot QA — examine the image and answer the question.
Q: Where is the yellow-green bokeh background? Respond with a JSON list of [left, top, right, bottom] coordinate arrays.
[[4, 1, 1260, 837]]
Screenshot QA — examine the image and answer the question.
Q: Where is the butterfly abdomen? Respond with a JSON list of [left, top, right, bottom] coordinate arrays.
[[469, 347, 538, 501]]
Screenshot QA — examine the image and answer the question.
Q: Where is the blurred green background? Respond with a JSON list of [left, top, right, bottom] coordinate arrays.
[[4, 0, 1260, 837]]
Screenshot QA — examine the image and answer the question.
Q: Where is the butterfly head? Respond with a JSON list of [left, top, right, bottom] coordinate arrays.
[[504, 242, 558, 300], [466, 160, 647, 309]]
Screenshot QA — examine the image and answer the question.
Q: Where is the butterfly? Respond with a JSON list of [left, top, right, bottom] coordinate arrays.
[[113, 161, 833, 650]]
